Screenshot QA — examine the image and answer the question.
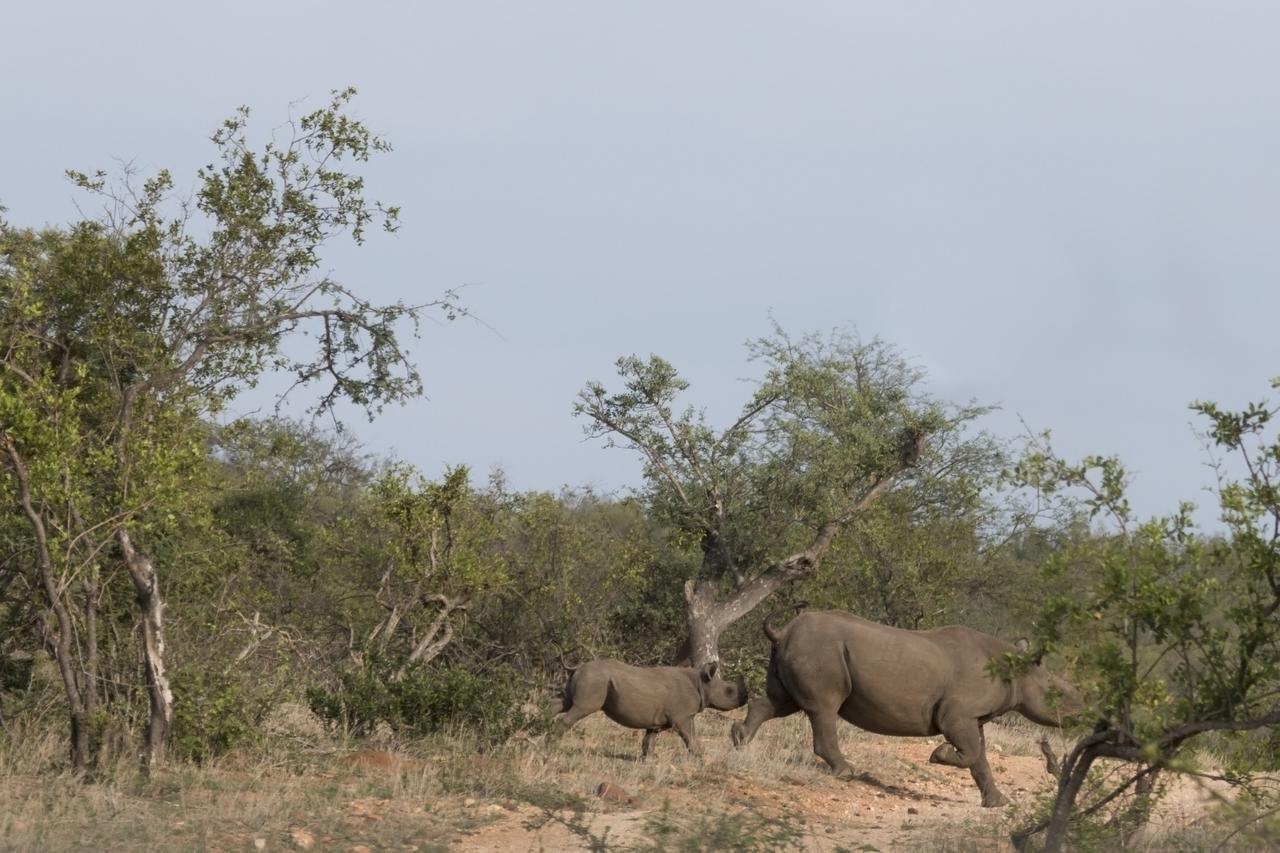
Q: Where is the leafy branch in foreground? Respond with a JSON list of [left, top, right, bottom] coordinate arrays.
[[1011, 379, 1280, 851]]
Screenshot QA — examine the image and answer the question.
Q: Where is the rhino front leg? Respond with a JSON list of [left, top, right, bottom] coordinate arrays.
[[806, 710, 855, 779], [671, 716, 702, 757], [928, 742, 963, 766], [935, 721, 1007, 808]]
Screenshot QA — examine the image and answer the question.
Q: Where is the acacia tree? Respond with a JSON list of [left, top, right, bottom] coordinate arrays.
[[0, 88, 461, 768], [575, 329, 979, 666], [1010, 381, 1280, 852]]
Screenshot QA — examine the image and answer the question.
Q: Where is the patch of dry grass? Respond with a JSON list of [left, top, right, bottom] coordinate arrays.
[[1, 703, 1269, 851]]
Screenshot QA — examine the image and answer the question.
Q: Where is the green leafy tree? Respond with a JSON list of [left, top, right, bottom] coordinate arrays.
[[575, 327, 980, 666], [0, 89, 461, 768], [1011, 381, 1280, 852]]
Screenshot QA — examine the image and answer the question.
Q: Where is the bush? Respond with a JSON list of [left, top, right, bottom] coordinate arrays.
[[305, 667, 393, 738], [171, 666, 270, 763], [307, 661, 533, 744]]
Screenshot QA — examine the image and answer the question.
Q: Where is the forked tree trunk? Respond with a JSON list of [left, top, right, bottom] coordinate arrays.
[[117, 528, 173, 770], [681, 471, 905, 668]]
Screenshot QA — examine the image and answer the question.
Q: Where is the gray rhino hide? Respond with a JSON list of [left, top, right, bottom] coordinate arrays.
[[554, 659, 748, 757], [731, 610, 1082, 807]]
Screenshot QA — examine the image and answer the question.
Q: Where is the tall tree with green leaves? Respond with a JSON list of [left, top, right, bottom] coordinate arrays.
[[0, 88, 461, 768], [575, 328, 981, 666]]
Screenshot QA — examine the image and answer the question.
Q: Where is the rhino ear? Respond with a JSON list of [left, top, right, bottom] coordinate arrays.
[[699, 662, 719, 682], [1015, 637, 1031, 653]]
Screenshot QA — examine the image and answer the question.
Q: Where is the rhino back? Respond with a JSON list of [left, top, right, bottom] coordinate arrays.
[[575, 660, 698, 729], [776, 612, 1014, 735]]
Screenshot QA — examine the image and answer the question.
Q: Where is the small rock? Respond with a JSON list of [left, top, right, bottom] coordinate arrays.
[[254, 840, 267, 851], [595, 782, 630, 803], [463, 797, 477, 807], [291, 828, 315, 850], [907, 807, 919, 815], [482, 804, 506, 816], [351, 847, 373, 853]]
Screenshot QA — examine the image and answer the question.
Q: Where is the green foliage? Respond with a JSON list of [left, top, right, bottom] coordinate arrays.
[[1011, 379, 1280, 848], [305, 667, 393, 738], [576, 328, 960, 586], [1, 88, 464, 767], [393, 664, 531, 742], [170, 666, 270, 763], [307, 661, 532, 744]]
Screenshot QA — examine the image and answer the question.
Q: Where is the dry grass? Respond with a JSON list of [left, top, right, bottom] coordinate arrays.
[[0, 705, 1267, 852]]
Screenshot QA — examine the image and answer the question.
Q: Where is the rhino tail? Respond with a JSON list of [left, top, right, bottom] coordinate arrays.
[[557, 647, 580, 676], [763, 601, 807, 645]]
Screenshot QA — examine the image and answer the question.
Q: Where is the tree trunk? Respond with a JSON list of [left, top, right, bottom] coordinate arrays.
[[680, 511, 869, 667], [117, 528, 173, 770], [3, 439, 89, 770], [677, 433, 926, 667], [1042, 748, 1096, 853], [83, 572, 99, 717]]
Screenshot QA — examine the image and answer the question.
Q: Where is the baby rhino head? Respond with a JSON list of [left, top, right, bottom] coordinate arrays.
[[698, 662, 749, 711]]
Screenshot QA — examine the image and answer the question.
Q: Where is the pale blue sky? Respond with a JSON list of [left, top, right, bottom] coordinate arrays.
[[4, 2, 1279, 521]]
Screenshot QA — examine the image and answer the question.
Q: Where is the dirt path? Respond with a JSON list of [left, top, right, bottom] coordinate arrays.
[[453, 722, 1226, 852]]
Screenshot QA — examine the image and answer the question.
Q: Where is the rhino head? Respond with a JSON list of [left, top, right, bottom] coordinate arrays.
[[1013, 638, 1086, 724], [697, 662, 749, 711]]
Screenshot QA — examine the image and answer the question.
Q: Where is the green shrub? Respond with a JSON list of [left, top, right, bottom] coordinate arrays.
[[305, 667, 393, 737], [171, 666, 269, 763], [307, 661, 533, 744]]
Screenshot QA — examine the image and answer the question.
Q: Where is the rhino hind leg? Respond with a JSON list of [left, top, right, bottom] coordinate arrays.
[[933, 720, 1008, 808], [552, 681, 608, 737], [731, 693, 799, 747], [806, 710, 855, 779], [640, 728, 661, 758]]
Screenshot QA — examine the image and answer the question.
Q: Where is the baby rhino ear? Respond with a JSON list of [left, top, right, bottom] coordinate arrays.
[[699, 662, 719, 682]]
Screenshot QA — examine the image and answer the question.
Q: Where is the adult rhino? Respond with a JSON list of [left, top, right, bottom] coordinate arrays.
[[555, 660, 748, 758], [731, 610, 1082, 807]]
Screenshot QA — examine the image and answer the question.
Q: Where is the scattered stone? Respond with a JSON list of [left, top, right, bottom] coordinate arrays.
[[291, 828, 315, 850], [254, 839, 267, 851], [907, 807, 919, 815], [595, 782, 630, 803], [351, 846, 373, 853]]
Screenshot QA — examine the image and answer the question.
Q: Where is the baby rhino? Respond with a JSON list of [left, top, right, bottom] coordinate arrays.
[[555, 660, 748, 757]]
